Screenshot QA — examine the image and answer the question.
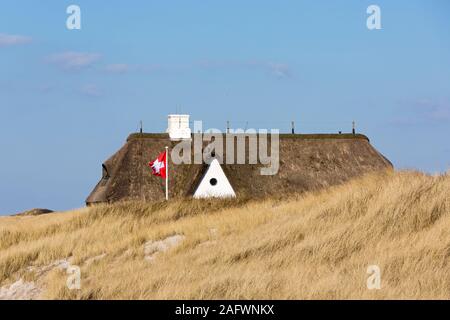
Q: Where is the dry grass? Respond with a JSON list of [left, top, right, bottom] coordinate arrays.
[[0, 170, 449, 299]]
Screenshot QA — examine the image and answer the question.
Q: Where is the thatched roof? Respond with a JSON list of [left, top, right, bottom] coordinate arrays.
[[86, 133, 392, 204]]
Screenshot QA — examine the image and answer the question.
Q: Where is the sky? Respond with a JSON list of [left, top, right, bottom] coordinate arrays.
[[0, 0, 449, 214]]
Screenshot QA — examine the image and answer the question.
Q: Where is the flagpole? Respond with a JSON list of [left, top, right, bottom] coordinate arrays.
[[165, 146, 169, 201]]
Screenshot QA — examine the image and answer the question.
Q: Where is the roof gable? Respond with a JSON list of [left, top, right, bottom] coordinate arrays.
[[193, 159, 236, 198]]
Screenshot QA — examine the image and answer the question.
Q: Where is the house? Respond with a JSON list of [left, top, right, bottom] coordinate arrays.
[[86, 115, 392, 204]]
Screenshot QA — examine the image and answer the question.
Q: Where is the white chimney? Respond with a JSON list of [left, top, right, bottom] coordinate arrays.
[[167, 114, 191, 140]]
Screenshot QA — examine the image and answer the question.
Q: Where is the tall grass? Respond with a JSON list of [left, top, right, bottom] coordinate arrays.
[[0, 170, 449, 299]]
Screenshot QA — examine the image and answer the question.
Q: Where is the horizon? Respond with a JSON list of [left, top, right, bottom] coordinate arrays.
[[1, 0, 449, 215]]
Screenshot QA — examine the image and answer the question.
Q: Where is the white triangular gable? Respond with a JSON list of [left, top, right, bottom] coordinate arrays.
[[193, 159, 236, 199]]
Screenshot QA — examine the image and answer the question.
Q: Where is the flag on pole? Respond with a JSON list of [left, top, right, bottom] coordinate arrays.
[[149, 150, 167, 179], [148, 148, 169, 200]]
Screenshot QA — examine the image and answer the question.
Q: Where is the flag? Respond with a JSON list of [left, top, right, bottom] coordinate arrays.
[[149, 150, 167, 179]]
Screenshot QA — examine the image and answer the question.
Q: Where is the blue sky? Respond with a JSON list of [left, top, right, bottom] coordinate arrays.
[[0, 1, 449, 214]]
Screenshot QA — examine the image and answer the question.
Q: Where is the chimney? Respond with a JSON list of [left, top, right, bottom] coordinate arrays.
[[167, 114, 191, 140]]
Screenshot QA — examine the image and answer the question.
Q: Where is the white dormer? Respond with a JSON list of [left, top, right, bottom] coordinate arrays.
[[193, 159, 236, 199], [167, 114, 191, 140]]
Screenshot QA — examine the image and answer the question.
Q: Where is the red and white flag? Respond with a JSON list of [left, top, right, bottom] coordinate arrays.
[[149, 150, 167, 179]]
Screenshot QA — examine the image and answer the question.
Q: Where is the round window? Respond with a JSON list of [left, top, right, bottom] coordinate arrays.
[[209, 178, 218, 186]]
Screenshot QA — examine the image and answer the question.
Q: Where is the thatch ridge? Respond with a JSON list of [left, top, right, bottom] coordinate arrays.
[[127, 132, 370, 141]]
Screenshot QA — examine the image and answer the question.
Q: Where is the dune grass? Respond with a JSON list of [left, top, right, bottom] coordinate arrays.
[[0, 170, 449, 299]]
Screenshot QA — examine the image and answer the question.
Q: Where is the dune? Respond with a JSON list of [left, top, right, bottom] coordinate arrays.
[[0, 170, 449, 299]]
